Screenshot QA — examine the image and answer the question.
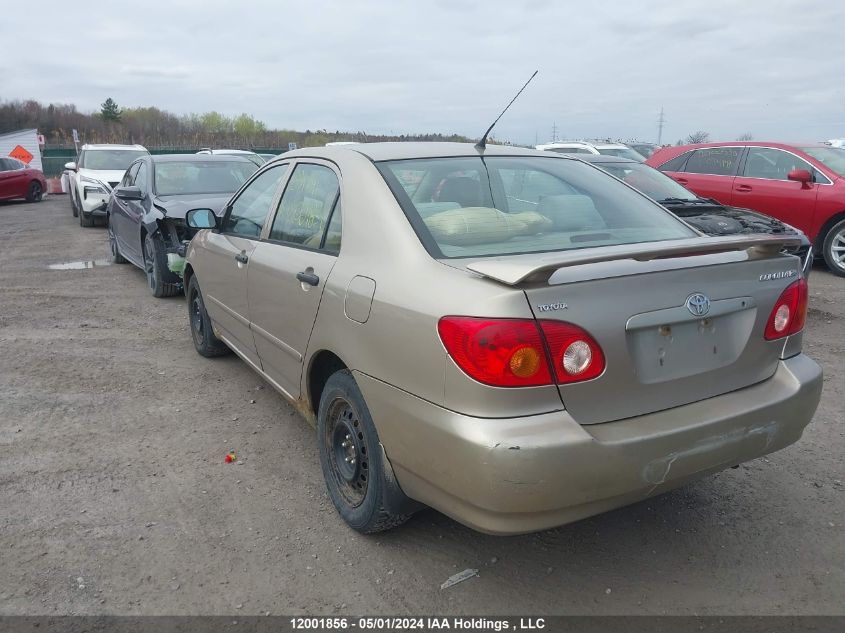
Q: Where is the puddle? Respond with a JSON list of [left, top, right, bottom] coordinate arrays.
[[48, 259, 113, 270]]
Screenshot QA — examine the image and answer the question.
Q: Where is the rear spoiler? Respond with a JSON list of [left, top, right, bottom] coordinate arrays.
[[464, 235, 803, 286]]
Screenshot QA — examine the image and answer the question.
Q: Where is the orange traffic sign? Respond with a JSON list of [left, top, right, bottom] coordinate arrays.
[[9, 144, 33, 164]]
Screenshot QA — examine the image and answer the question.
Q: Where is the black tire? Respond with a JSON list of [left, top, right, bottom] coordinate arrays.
[[79, 207, 94, 227], [821, 218, 845, 278], [108, 220, 127, 264], [317, 370, 413, 533], [26, 181, 43, 202], [70, 189, 79, 217], [186, 275, 230, 357], [143, 233, 181, 298]]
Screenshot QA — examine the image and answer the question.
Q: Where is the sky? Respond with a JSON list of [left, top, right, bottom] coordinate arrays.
[[2, 0, 844, 145]]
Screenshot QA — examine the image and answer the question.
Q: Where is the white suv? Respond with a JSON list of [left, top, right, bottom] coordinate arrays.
[[535, 141, 647, 162], [65, 144, 149, 227]]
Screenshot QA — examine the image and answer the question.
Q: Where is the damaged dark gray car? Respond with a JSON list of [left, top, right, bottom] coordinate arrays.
[[106, 154, 258, 297]]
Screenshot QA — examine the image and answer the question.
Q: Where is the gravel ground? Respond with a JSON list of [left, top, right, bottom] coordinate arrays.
[[0, 196, 842, 615]]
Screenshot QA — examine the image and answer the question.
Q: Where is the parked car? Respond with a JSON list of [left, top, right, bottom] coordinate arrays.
[[181, 143, 822, 535], [627, 141, 660, 159], [196, 148, 265, 167], [647, 142, 845, 276], [572, 154, 812, 275], [65, 144, 149, 227], [106, 154, 258, 297], [0, 157, 47, 202], [536, 140, 647, 161]]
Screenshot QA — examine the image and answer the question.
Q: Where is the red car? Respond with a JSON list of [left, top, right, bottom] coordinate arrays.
[[647, 142, 845, 276], [0, 157, 47, 203]]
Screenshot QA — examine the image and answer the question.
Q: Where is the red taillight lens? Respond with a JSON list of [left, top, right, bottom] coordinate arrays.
[[437, 317, 552, 387], [764, 278, 808, 340], [438, 317, 605, 387], [538, 320, 606, 384]]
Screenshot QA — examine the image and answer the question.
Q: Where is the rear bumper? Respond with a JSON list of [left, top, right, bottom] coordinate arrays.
[[356, 354, 823, 535]]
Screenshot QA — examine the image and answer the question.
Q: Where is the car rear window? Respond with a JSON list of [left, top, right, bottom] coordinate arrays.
[[377, 156, 696, 258], [154, 160, 258, 196]]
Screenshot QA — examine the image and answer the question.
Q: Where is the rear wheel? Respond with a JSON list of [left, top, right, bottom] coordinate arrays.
[[317, 370, 413, 533], [822, 219, 845, 278], [187, 275, 230, 357], [143, 233, 181, 297], [26, 181, 43, 202]]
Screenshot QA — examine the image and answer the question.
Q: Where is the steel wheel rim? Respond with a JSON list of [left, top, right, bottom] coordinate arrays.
[[190, 289, 204, 343], [830, 227, 845, 267], [31, 182, 41, 200], [324, 397, 368, 507]]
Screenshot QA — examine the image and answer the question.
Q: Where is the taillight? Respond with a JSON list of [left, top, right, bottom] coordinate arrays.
[[437, 317, 552, 387], [764, 278, 808, 340], [538, 320, 606, 384], [437, 317, 605, 387]]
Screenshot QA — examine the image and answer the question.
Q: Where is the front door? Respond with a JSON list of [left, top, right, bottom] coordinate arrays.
[[248, 161, 343, 397], [198, 163, 290, 368], [730, 147, 821, 235]]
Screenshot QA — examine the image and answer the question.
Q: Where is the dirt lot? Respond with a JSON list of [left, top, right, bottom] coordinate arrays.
[[0, 196, 842, 616]]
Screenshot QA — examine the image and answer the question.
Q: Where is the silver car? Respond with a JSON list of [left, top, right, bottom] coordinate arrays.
[[182, 143, 823, 535]]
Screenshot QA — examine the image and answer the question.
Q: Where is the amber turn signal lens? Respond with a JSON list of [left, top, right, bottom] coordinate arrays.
[[509, 346, 541, 378]]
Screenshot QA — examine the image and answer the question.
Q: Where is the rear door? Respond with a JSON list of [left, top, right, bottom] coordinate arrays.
[[248, 161, 342, 397], [197, 163, 290, 368], [730, 147, 821, 234], [672, 146, 743, 204]]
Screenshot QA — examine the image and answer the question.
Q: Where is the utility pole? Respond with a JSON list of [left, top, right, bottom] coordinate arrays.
[[657, 107, 666, 145], [551, 122, 559, 143]]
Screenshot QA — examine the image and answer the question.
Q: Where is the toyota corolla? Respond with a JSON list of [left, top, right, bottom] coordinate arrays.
[[181, 143, 823, 535]]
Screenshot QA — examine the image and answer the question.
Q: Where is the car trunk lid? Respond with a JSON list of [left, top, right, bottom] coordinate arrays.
[[461, 235, 803, 425]]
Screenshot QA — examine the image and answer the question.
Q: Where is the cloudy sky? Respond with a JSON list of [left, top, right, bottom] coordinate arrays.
[[2, 0, 844, 144]]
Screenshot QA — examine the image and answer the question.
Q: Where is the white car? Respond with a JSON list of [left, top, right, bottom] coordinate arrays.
[[536, 141, 647, 162], [65, 144, 149, 227], [196, 148, 264, 167]]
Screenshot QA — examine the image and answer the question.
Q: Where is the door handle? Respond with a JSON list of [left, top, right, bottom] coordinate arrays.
[[735, 184, 753, 192], [235, 252, 249, 264], [675, 177, 688, 185], [296, 271, 320, 286]]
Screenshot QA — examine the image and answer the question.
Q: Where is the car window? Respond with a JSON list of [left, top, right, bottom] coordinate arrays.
[[122, 162, 140, 187], [223, 164, 289, 238], [684, 147, 742, 176], [268, 163, 340, 249], [378, 156, 696, 258], [7, 158, 25, 170], [0, 158, 11, 171], [134, 163, 148, 192], [154, 160, 257, 196], [499, 168, 578, 212], [597, 148, 647, 161], [79, 150, 148, 170], [743, 148, 816, 181], [657, 151, 692, 172]]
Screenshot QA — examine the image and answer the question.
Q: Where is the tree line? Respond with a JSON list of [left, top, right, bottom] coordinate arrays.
[[0, 98, 474, 149]]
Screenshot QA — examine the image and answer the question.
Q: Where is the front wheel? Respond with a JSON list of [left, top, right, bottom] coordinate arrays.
[[108, 221, 127, 264], [26, 181, 43, 202], [317, 370, 413, 533], [186, 275, 230, 357], [143, 233, 180, 298], [822, 219, 845, 278]]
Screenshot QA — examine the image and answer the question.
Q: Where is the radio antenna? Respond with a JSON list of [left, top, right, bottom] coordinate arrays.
[[476, 70, 538, 150]]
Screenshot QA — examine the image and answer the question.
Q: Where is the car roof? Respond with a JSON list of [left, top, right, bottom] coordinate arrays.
[[666, 141, 831, 151], [537, 141, 630, 150], [558, 154, 638, 164], [80, 143, 148, 151], [281, 142, 557, 162], [150, 153, 255, 164]]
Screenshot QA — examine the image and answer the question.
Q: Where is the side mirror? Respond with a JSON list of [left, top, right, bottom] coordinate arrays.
[[787, 168, 812, 185], [115, 185, 144, 200], [186, 208, 218, 229], [64, 162, 77, 171]]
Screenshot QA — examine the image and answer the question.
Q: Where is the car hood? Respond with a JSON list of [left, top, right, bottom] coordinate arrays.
[[77, 168, 127, 188], [153, 193, 233, 219], [661, 200, 807, 242]]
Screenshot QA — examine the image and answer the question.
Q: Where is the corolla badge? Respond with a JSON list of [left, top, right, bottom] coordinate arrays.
[[759, 269, 797, 282], [685, 292, 711, 317]]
